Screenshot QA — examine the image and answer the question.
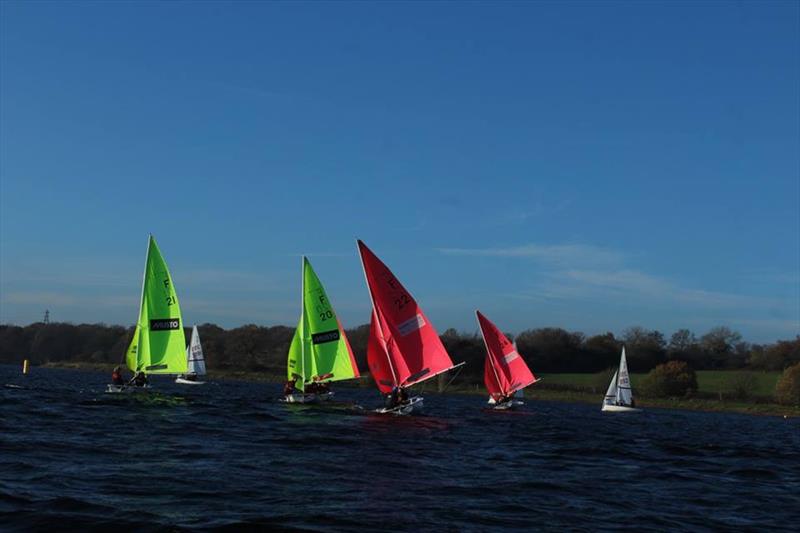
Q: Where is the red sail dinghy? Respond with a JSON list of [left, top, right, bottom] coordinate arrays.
[[477, 310, 539, 410], [357, 240, 464, 415]]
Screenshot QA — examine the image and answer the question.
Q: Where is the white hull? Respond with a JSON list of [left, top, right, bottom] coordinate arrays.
[[105, 383, 151, 394], [283, 391, 335, 404], [375, 396, 423, 416], [601, 403, 641, 413], [175, 376, 205, 385], [489, 399, 524, 410]]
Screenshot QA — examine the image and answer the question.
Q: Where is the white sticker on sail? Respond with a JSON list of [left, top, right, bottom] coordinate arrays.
[[397, 314, 426, 336], [503, 351, 520, 364]]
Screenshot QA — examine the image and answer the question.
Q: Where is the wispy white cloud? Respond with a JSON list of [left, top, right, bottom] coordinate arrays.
[[726, 318, 799, 333], [182, 297, 297, 324], [0, 271, 137, 288], [437, 243, 623, 267], [2, 290, 137, 308], [282, 252, 353, 258], [491, 200, 572, 226], [1, 265, 279, 292], [178, 268, 276, 288], [551, 269, 781, 310], [440, 241, 795, 325]]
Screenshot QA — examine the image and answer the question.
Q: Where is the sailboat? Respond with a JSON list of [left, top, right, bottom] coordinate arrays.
[[601, 346, 640, 412], [357, 240, 464, 415], [176, 325, 206, 385], [284, 257, 360, 403], [477, 311, 539, 410], [106, 235, 188, 393]]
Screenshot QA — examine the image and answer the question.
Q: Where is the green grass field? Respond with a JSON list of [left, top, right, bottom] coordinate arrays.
[[538, 370, 781, 396]]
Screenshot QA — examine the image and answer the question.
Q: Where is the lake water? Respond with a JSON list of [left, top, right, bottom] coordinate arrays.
[[1, 365, 798, 531]]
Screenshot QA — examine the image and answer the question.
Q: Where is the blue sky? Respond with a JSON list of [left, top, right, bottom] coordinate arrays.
[[1, 1, 798, 343]]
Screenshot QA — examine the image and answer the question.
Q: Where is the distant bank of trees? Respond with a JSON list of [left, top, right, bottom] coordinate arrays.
[[1, 322, 798, 378]]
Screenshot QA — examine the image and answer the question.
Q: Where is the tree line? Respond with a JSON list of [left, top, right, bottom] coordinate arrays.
[[1, 322, 798, 378]]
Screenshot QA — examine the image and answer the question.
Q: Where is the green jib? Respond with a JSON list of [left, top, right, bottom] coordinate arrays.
[[287, 257, 359, 391], [125, 235, 188, 374]]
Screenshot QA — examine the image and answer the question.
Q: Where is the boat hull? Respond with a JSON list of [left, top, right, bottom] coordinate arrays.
[[283, 391, 335, 404], [375, 396, 424, 415], [489, 399, 524, 410], [105, 384, 151, 394], [175, 376, 205, 385], [601, 403, 641, 413]]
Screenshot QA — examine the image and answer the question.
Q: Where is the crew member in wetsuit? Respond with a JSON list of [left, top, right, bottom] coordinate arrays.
[[284, 378, 300, 396], [398, 387, 409, 404], [111, 366, 125, 386], [129, 371, 148, 387], [386, 386, 410, 409], [386, 387, 400, 409]]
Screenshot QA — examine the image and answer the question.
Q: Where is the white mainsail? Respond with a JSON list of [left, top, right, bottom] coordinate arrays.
[[186, 326, 206, 376], [615, 347, 632, 406]]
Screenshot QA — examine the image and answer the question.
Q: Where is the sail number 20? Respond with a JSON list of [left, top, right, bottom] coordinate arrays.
[[316, 294, 333, 321]]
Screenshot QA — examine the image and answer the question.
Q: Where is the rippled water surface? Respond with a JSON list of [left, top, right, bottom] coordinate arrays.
[[1, 365, 799, 531]]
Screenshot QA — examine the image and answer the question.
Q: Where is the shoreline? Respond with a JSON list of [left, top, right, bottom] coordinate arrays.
[[26, 362, 800, 418]]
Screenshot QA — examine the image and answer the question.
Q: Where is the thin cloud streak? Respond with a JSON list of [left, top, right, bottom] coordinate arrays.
[[2, 291, 138, 308], [437, 243, 623, 267], [537, 268, 786, 311], [440, 241, 796, 332]]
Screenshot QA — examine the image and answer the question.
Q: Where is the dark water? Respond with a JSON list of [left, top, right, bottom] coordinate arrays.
[[1, 366, 798, 531]]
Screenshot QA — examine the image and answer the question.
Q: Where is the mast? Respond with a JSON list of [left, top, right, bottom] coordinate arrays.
[[356, 240, 399, 387], [300, 255, 306, 388], [133, 235, 151, 371], [477, 310, 505, 397]]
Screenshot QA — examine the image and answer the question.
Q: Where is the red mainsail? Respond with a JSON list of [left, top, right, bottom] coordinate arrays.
[[358, 240, 457, 394], [477, 310, 537, 400]]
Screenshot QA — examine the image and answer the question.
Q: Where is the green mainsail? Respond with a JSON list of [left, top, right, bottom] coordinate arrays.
[[287, 257, 360, 391], [125, 235, 188, 374]]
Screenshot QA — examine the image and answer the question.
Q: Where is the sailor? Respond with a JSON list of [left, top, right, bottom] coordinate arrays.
[[284, 378, 299, 396], [130, 371, 148, 387], [398, 386, 409, 404], [386, 386, 400, 409], [111, 366, 125, 386]]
